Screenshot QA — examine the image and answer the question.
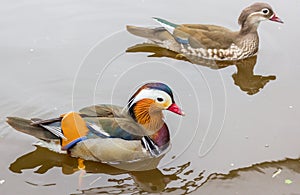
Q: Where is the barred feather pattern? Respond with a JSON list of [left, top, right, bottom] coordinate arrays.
[[178, 38, 258, 61]]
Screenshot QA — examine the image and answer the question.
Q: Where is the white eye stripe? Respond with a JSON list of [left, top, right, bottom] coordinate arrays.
[[247, 11, 271, 22], [130, 89, 171, 105]]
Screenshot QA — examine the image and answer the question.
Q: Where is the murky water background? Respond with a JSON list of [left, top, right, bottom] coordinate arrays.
[[1, 0, 300, 194]]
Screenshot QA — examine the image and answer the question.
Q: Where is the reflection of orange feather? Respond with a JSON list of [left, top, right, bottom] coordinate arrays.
[[134, 99, 154, 125]]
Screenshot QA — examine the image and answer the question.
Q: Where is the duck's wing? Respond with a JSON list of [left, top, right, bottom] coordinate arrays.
[[79, 104, 125, 118], [80, 104, 151, 139], [8, 103, 144, 141], [153, 18, 236, 49], [83, 116, 144, 140], [178, 24, 236, 49]]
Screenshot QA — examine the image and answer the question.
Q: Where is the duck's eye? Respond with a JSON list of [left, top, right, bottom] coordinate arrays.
[[156, 97, 164, 102], [262, 8, 269, 14]]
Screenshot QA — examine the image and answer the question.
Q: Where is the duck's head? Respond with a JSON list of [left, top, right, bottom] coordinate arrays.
[[127, 82, 184, 129], [238, 2, 283, 32]]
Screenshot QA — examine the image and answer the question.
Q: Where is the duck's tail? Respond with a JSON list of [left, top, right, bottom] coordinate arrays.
[[6, 117, 58, 141], [126, 25, 173, 42]]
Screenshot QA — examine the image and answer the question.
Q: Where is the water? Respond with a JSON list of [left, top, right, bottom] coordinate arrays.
[[1, 0, 300, 194]]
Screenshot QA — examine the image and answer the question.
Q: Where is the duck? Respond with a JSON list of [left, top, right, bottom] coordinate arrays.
[[6, 82, 184, 168], [127, 2, 283, 61]]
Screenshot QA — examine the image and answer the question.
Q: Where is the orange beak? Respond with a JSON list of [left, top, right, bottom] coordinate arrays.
[[167, 103, 185, 116], [269, 14, 283, 23]]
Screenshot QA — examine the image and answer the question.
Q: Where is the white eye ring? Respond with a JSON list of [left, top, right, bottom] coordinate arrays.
[[262, 8, 269, 14]]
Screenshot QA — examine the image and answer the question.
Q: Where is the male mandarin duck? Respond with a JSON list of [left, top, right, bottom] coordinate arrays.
[[127, 2, 283, 61], [7, 82, 184, 166]]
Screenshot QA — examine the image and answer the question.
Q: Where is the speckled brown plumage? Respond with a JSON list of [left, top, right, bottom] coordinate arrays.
[[127, 2, 283, 61]]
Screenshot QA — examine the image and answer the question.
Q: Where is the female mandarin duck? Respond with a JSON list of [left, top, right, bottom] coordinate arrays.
[[7, 82, 184, 167], [127, 2, 283, 61]]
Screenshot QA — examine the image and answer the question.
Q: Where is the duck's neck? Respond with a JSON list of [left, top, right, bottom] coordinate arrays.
[[237, 21, 260, 56], [128, 99, 165, 133], [239, 20, 260, 35], [128, 100, 170, 148]]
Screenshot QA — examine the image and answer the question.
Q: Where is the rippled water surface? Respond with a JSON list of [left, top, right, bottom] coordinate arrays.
[[1, 0, 300, 194]]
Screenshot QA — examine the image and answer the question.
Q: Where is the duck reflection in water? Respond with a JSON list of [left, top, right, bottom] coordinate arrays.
[[10, 146, 300, 194], [9, 146, 204, 193], [126, 43, 276, 95]]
